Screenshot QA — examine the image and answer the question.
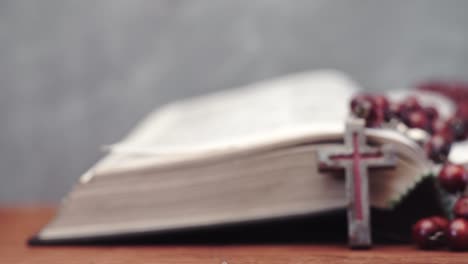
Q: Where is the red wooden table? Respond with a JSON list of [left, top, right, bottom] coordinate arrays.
[[1, 207, 466, 263]]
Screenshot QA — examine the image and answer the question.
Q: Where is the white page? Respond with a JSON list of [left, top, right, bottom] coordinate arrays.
[[449, 141, 468, 164], [80, 70, 359, 182], [113, 70, 358, 154]]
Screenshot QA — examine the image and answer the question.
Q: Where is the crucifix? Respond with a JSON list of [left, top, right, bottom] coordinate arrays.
[[317, 118, 396, 249]]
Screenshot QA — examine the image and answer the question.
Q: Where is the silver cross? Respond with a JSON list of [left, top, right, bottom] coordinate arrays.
[[317, 118, 396, 249]]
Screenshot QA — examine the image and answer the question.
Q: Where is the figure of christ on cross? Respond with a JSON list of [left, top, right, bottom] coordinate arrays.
[[317, 118, 396, 249]]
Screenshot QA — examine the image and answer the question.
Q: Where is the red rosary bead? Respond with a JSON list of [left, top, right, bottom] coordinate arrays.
[[403, 110, 431, 131], [412, 217, 447, 249], [424, 134, 452, 164], [454, 196, 468, 219], [438, 163, 468, 194], [430, 216, 449, 230], [448, 218, 468, 251], [350, 94, 376, 125], [372, 95, 390, 123], [431, 119, 454, 140]]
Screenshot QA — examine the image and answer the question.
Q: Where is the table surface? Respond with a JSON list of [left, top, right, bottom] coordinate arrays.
[[1, 207, 467, 263]]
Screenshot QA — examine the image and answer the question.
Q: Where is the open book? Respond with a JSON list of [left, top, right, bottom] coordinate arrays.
[[32, 70, 447, 244]]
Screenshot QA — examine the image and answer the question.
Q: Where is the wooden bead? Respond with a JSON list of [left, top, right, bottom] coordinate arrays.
[[448, 218, 468, 251], [454, 196, 468, 219], [430, 216, 449, 230], [412, 217, 446, 249], [438, 163, 467, 193], [403, 110, 430, 131], [424, 134, 452, 163]]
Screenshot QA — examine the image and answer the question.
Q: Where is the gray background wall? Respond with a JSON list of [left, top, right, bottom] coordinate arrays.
[[2, 0, 468, 203]]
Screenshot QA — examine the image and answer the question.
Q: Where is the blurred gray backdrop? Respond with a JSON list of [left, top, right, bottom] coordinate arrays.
[[2, 0, 468, 203]]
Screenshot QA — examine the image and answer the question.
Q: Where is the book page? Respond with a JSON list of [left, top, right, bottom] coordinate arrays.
[[112, 70, 358, 155], [80, 70, 358, 182]]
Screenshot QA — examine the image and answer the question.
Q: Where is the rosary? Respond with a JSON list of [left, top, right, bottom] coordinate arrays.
[[349, 81, 468, 251]]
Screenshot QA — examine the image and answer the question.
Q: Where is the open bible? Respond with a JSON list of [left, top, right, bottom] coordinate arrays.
[[31, 70, 448, 245]]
